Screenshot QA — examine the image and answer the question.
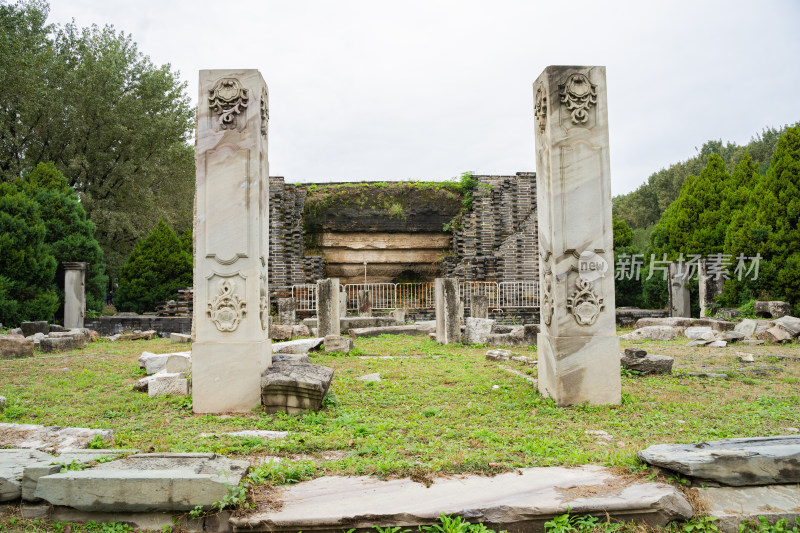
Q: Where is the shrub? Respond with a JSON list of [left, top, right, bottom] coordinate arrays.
[[115, 220, 192, 314]]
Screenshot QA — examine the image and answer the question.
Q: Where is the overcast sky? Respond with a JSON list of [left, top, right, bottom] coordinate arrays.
[[48, 0, 800, 195]]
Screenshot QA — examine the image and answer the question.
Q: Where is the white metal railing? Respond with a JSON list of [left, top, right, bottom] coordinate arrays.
[[293, 281, 538, 312], [291, 284, 317, 311]]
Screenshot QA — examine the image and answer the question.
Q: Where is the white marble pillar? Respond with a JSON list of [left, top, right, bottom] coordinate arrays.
[[63, 262, 88, 329], [193, 70, 271, 414], [533, 66, 621, 406]]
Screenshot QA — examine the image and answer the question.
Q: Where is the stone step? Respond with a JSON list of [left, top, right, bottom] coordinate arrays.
[[230, 465, 692, 532]]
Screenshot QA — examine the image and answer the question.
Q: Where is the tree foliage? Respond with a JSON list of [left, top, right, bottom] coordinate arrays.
[[17, 162, 108, 313], [0, 0, 195, 278], [115, 220, 192, 314], [0, 181, 58, 324]]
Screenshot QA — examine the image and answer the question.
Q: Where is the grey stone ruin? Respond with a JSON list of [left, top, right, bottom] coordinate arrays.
[[698, 259, 724, 317], [339, 287, 347, 318], [435, 278, 460, 344], [277, 298, 296, 325], [358, 290, 372, 317], [471, 294, 489, 319], [533, 65, 621, 406], [63, 262, 88, 329], [316, 278, 341, 337], [668, 262, 691, 318]]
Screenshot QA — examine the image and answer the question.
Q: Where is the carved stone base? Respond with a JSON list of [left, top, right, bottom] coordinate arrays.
[[537, 333, 621, 406], [192, 341, 269, 413]]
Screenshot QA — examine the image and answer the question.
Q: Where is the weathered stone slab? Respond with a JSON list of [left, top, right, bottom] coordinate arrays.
[[774, 315, 800, 337], [0, 334, 34, 359], [230, 466, 692, 532], [701, 485, 800, 533], [638, 436, 800, 486], [317, 279, 341, 337], [357, 372, 381, 382], [463, 318, 495, 345], [148, 373, 189, 397], [685, 326, 713, 339], [485, 349, 513, 361], [634, 317, 693, 329], [20, 321, 49, 337], [271, 324, 294, 341], [718, 330, 745, 342], [758, 326, 793, 344], [292, 324, 311, 338], [304, 317, 399, 334], [221, 430, 288, 439], [323, 335, 353, 353], [620, 353, 673, 374], [620, 326, 678, 341], [349, 324, 435, 339], [0, 449, 56, 502], [34, 453, 249, 512], [734, 319, 758, 337], [22, 449, 137, 502], [272, 353, 310, 363], [0, 423, 113, 453], [138, 351, 191, 375], [277, 298, 297, 326], [261, 361, 334, 414], [487, 325, 539, 347], [272, 338, 324, 354], [119, 330, 157, 341], [470, 295, 489, 319], [170, 333, 191, 343]]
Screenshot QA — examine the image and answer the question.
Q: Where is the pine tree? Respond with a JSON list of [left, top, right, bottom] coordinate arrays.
[[0, 182, 58, 325], [115, 220, 192, 314], [17, 162, 108, 314]]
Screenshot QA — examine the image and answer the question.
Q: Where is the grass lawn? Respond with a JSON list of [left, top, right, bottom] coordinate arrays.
[[1, 331, 799, 482]]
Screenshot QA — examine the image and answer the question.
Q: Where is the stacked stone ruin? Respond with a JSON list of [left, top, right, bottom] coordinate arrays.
[[444, 172, 538, 283], [269, 177, 325, 296]]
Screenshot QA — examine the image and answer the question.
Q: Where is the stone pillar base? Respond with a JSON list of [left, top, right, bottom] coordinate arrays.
[[537, 333, 621, 406], [192, 341, 269, 413]]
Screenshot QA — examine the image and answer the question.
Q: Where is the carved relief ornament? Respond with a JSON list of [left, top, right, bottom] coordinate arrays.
[[567, 277, 604, 326], [259, 270, 268, 330], [207, 280, 246, 332], [534, 84, 547, 134], [260, 87, 268, 137], [541, 249, 554, 326], [209, 78, 249, 130], [559, 73, 597, 125]]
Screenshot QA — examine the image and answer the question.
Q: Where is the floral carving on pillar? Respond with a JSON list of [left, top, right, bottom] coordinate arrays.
[[207, 280, 246, 332], [260, 87, 269, 137], [209, 78, 249, 130], [559, 73, 597, 125], [534, 84, 548, 134], [567, 277, 604, 326]]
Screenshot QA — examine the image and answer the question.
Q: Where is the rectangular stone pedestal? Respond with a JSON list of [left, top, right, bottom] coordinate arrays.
[[435, 278, 460, 344], [63, 262, 88, 329]]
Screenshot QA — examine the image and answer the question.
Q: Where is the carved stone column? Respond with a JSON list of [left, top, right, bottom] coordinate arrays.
[[435, 278, 460, 344], [63, 262, 88, 329], [533, 66, 621, 406], [193, 70, 271, 413]]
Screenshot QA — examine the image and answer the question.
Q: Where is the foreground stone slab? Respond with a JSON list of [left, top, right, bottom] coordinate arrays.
[[638, 436, 800, 486], [754, 300, 791, 319], [0, 334, 34, 359], [231, 465, 692, 532], [119, 330, 157, 341], [700, 485, 800, 533], [261, 361, 334, 414], [487, 325, 539, 347], [0, 423, 113, 453], [774, 315, 800, 337], [323, 335, 353, 353], [138, 351, 192, 375], [35, 453, 249, 512], [20, 321, 49, 337], [0, 449, 56, 501], [272, 338, 324, 354], [620, 351, 673, 374], [170, 332, 191, 343], [349, 324, 436, 338], [463, 318, 495, 345], [148, 373, 190, 397], [620, 326, 679, 341]]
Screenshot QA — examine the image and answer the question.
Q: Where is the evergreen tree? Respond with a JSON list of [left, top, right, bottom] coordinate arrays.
[[115, 220, 192, 314], [17, 162, 108, 313], [0, 182, 58, 325], [724, 127, 800, 313]]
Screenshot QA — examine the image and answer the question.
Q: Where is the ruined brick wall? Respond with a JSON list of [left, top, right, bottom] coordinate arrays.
[[444, 172, 538, 283], [269, 177, 325, 295]]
